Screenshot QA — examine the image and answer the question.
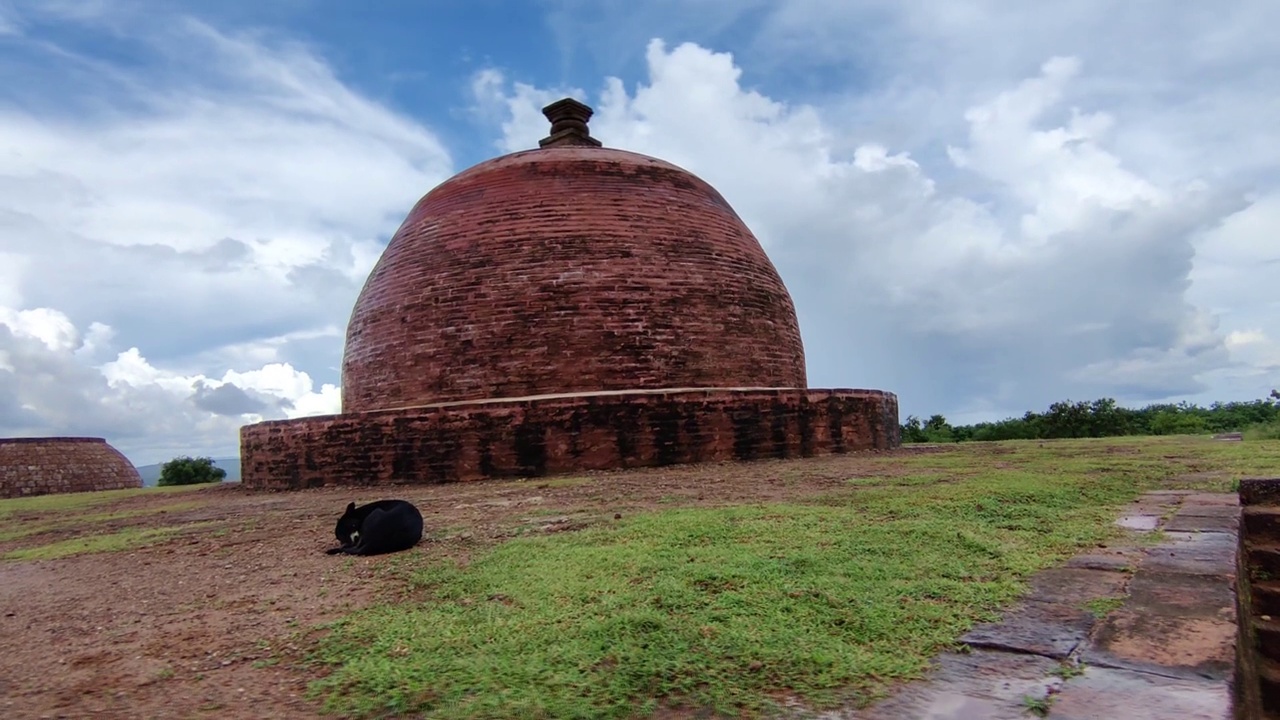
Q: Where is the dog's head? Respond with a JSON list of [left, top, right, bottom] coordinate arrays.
[[334, 501, 361, 545]]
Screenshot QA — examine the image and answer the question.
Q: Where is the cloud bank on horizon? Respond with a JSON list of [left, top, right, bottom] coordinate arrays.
[[0, 0, 1276, 465]]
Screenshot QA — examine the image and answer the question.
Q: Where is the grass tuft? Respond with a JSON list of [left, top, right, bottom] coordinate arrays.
[[0, 483, 208, 520], [1244, 421, 1280, 441], [0, 501, 208, 542], [3, 521, 216, 561]]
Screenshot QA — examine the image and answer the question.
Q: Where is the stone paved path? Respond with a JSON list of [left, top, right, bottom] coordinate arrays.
[[801, 491, 1239, 719]]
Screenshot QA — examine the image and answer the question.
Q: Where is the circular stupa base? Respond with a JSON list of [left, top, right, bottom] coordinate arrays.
[[1, 437, 144, 498], [239, 388, 900, 490]]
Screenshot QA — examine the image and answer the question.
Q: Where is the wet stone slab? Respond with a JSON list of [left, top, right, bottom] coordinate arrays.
[[1120, 496, 1180, 517], [1022, 568, 1129, 607], [1124, 571, 1235, 616], [1139, 531, 1237, 576], [1081, 610, 1236, 681], [959, 601, 1096, 659], [1182, 493, 1240, 508], [1175, 501, 1243, 518], [1116, 514, 1161, 531], [1063, 548, 1142, 572], [1163, 513, 1239, 533], [840, 649, 1062, 720], [1047, 665, 1231, 719]]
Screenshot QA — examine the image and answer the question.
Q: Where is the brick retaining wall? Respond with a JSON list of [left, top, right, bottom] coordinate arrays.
[[241, 388, 899, 490], [0, 437, 143, 498], [1236, 478, 1280, 719]]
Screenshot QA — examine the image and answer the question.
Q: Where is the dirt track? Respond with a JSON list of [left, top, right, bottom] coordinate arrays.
[[0, 450, 922, 720]]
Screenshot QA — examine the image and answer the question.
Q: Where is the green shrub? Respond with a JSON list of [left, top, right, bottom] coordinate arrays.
[[157, 455, 227, 486], [1243, 421, 1280, 441]]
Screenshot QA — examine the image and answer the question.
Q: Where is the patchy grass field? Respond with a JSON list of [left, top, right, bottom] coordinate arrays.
[[1, 436, 1276, 719]]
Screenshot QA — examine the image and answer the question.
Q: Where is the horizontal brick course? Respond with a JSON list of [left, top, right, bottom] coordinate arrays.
[[341, 146, 808, 414], [0, 437, 143, 498], [240, 388, 899, 490]]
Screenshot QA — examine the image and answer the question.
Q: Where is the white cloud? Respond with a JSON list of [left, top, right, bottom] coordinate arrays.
[[0, 308, 340, 462], [3, 0, 1276, 466], [0, 8, 453, 463], [1227, 330, 1267, 349], [475, 34, 1267, 421]]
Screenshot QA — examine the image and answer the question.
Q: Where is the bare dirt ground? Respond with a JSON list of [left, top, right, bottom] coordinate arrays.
[[0, 449, 933, 720]]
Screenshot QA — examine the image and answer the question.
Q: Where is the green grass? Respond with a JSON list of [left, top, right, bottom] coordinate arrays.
[[3, 521, 216, 561], [0, 483, 208, 520], [1022, 693, 1054, 717], [1049, 660, 1086, 680], [1244, 421, 1280, 441], [304, 442, 1186, 719], [0, 500, 207, 542], [1082, 596, 1126, 618]]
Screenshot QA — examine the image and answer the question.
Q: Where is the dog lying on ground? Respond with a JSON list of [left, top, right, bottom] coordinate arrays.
[[325, 499, 424, 556]]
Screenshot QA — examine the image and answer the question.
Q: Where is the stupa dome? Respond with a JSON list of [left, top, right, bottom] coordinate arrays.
[[341, 98, 806, 414], [1, 437, 143, 498]]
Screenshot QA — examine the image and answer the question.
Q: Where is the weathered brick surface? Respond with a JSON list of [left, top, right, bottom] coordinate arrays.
[[241, 389, 899, 490], [0, 437, 143, 499], [1236, 478, 1280, 719], [341, 146, 808, 414]]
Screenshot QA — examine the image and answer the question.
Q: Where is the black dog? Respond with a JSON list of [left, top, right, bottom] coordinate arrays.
[[325, 499, 424, 556]]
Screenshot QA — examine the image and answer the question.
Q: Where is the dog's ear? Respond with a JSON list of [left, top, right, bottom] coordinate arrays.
[[346, 502, 356, 513]]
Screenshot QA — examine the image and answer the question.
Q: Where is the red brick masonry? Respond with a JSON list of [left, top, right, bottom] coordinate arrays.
[[240, 388, 899, 490], [1235, 478, 1280, 719], [0, 437, 143, 498], [341, 146, 808, 414]]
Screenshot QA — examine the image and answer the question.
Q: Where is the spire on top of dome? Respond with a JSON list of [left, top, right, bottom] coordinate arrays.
[[539, 97, 603, 148]]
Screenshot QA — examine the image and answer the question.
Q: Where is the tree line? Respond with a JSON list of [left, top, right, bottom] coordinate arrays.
[[901, 390, 1280, 443]]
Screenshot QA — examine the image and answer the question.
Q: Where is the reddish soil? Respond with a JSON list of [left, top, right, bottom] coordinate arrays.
[[0, 449, 927, 720]]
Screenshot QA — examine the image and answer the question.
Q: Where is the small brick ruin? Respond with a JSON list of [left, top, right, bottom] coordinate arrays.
[[0, 437, 143, 499], [240, 98, 900, 490]]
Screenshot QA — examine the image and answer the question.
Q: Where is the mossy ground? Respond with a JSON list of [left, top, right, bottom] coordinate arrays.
[[3, 436, 1273, 718], [0, 484, 211, 559], [304, 436, 1278, 719]]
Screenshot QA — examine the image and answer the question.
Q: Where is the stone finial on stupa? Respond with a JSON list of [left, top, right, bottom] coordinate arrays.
[[538, 97, 603, 148]]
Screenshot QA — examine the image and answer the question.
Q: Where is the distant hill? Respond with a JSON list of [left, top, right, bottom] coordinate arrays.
[[136, 457, 240, 487]]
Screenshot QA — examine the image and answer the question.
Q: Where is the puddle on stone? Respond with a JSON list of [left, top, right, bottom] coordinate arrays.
[[1116, 515, 1159, 531]]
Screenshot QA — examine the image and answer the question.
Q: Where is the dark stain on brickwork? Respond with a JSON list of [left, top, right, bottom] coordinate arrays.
[[514, 421, 548, 477], [797, 403, 816, 457], [770, 401, 791, 459], [731, 409, 765, 462], [649, 404, 683, 466], [826, 396, 846, 453], [610, 404, 644, 466], [477, 416, 497, 477]]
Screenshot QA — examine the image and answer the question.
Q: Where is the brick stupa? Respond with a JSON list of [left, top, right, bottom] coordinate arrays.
[[1, 437, 142, 498], [240, 99, 899, 489]]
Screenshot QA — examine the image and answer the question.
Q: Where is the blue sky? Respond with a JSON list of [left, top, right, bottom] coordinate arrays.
[[1, 0, 1277, 464]]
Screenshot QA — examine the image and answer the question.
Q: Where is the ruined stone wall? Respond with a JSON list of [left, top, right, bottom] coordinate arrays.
[[241, 388, 899, 490], [1235, 477, 1280, 719], [0, 437, 143, 499], [342, 146, 808, 413]]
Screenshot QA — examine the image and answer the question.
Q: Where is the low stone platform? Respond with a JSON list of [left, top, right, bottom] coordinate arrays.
[[815, 491, 1239, 719], [240, 387, 899, 489]]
